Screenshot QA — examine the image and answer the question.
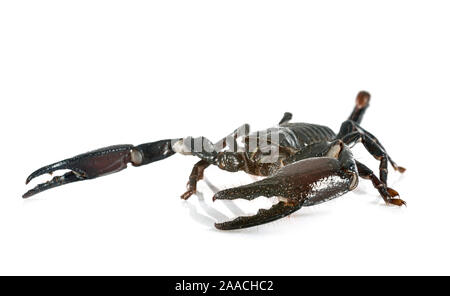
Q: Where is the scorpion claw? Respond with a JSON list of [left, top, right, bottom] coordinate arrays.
[[215, 201, 301, 230], [23, 140, 178, 198], [213, 157, 357, 229], [25, 160, 81, 185], [23, 145, 136, 198], [23, 171, 84, 198]]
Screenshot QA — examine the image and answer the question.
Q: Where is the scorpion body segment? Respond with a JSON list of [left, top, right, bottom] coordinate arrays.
[[247, 122, 335, 151], [24, 91, 406, 230]]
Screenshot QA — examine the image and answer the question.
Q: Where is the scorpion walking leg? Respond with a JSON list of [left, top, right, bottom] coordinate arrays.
[[341, 90, 406, 176], [180, 160, 210, 200], [361, 128, 406, 173], [180, 124, 250, 199], [279, 112, 293, 125], [23, 139, 179, 198], [356, 161, 406, 206], [339, 122, 405, 185], [360, 134, 391, 184]]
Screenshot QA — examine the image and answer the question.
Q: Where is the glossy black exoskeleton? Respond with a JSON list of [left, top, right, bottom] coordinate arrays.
[[24, 91, 405, 230]]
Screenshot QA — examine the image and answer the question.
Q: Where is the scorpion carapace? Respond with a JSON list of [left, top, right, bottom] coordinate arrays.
[[23, 91, 406, 230]]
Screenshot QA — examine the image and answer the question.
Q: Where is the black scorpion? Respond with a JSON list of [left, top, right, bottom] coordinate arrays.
[[24, 91, 406, 230]]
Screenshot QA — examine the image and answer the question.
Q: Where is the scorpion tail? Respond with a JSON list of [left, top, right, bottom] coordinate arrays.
[[23, 139, 180, 198], [348, 91, 371, 124]]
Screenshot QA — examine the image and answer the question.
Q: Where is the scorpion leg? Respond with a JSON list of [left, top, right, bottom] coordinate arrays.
[[360, 134, 391, 184], [361, 128, 406, 173], [214, 148, 358, 230], [23, 139, 179, 198], [279, 112, 293, 125], [180, 124, 250, 199], [356, 161, 406, 206], [340, 90, 406, 177], [180, 160, 210, 200], [339, 122, 405, 185], [176, 136, 217, 200]]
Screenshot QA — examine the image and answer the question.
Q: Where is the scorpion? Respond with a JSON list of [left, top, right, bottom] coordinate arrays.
[[23, 91, 406, 230]]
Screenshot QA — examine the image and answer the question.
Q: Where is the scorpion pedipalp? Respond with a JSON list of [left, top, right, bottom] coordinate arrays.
[[23, 140, 177, 198], [215, 202, 302, 231], [213, 157, 357, 230], [23, 145, 135, 198]]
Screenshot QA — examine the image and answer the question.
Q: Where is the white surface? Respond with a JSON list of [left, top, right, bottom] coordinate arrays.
[[1, 1, 449, 275]]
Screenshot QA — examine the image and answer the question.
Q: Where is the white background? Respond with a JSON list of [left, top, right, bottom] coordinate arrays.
[[1, 1, 449, 276]]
